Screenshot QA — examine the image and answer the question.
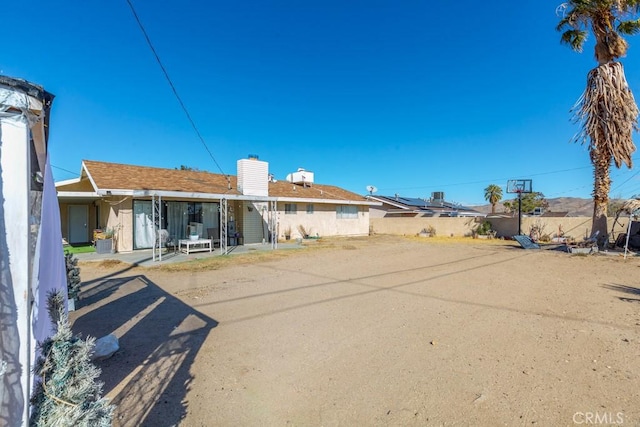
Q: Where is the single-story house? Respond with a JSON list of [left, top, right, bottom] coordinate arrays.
[[56, 158, 378, 252], [367, 193, 484, 218]]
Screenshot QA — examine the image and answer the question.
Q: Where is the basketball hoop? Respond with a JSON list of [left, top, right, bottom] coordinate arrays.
[[506, 179, 533, 236]]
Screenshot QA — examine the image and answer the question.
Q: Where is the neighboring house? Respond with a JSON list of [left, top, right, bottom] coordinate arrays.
[[56, 158, 378, 252], [367, 193, 484, 218]]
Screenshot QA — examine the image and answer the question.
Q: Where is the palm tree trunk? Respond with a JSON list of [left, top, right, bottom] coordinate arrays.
[[590, 145, 611, 243]]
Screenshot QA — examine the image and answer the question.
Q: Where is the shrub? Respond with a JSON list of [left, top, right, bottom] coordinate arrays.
[[476, 221, 492, 235], [65, 253, 81, 301]]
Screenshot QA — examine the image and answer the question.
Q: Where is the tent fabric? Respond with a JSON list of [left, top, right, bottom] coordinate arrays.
[[0, 75, 55, 427], [0, 111, 31, 427], [32, 155, 68, 344]]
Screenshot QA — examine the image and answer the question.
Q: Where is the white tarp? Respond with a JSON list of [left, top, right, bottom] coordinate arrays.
[[32, 155, 68, 343], [0, 77, 56, 427], [0, 112, 31, 427]]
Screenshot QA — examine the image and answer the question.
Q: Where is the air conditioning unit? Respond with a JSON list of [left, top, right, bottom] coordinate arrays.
[[286, 168, 314, 185], [431, 191, 445, 202]]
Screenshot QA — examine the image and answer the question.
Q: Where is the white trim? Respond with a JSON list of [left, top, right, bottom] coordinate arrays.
[[54, 177, 81, 187], [81, 161, 100, 192], [126, 189, 270, 201], [57, 191, 100, 198], [92, 188, 379, 206]]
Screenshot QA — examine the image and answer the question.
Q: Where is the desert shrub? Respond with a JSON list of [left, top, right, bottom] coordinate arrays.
[[476, 221, 493, 235], [65, 253, 81, 300]]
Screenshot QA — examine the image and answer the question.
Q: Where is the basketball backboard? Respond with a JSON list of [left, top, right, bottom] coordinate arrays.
[[506, 179, 533, 194]]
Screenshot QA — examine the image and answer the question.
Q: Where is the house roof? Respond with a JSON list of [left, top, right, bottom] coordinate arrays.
[[368, 195, 482, 215], [82, 160, 238, 195], [71, 160, 371, 204]]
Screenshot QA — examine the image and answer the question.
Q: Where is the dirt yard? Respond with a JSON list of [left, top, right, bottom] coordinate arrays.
[[70, 236, 640, 426]]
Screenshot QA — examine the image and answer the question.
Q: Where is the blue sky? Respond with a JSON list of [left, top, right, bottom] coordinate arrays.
[[5, 1, 640, 205]]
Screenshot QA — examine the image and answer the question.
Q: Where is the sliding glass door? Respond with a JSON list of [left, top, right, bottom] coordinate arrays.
[[133, 200, 220, 249], [133, 200, 154, 249]]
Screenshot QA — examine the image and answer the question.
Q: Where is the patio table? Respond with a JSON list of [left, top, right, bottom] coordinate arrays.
[[178, 238, 213, 254]]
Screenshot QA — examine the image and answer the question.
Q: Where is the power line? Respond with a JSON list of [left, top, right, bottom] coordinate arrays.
[[124, 0, 228, 180], [51, 165, 80, 177], [378, 165, 592, 192], [610, 168, 640, 194]]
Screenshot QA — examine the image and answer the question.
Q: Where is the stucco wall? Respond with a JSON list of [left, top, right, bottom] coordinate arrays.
[[487, 216, 630, 240], [370, 217, 481, 237], [57, 179, 95, 192], [277, 202, 369, 239], [96, 199, 369, 249], [371, 216, 631, 241]]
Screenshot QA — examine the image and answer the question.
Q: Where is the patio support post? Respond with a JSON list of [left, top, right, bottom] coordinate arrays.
[[220, 198, 228, 255], [270, 199, 277, 250]]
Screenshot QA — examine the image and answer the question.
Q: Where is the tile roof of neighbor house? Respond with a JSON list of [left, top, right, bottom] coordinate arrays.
[[81, 160, 369, 203]]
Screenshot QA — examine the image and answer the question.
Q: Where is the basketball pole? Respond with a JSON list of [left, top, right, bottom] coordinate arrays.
[[518, 191, 523, 235]]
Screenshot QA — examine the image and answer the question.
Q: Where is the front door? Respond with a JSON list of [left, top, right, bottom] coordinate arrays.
[[68, 205, 88, 244]]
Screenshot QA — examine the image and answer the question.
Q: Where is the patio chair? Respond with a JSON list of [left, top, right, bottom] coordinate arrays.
[[157, 229, 177, 254], [207, 227, 220, 247]]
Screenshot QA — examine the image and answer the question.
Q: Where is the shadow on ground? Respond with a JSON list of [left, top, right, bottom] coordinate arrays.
[[603, 283, 640, 303], [70, 269, 217, 427]]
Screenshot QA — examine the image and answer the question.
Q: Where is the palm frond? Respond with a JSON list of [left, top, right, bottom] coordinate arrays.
[[561, 29, 588, 51], [622, 0, 640, 13], [570, 62, 638, 169], [618, 18, 640, 34]]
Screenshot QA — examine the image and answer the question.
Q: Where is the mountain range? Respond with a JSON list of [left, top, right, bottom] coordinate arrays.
[[470, 197, 595, 217]]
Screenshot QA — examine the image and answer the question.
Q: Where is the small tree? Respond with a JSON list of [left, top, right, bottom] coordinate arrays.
[[30, 291, 113, 426], [484, 184, 503, 214], [503, 192, 548, 216]]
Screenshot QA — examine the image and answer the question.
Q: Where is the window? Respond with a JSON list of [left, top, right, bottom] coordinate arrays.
[[306, 204, 314, 214], [336, 205, 358, 219], [285, 203, 297, 215]]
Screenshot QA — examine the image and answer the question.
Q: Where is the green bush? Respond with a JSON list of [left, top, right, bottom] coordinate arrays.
[[476, 221, 493, 235]]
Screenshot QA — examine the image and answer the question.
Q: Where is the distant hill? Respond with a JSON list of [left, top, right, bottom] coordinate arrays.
[[470, 197, 595, 216]]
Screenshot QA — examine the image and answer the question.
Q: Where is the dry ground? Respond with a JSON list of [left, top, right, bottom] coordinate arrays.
[[70, 236, 640, 426]]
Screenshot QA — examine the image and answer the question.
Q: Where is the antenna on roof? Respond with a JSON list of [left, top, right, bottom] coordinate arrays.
[[366, 185, 378, 195]]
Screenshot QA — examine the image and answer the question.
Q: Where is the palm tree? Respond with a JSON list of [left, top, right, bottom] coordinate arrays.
[[484, 184, 503, 214], [557, 1, 640, 242]]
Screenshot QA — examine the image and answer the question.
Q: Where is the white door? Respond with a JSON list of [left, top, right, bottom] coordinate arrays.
[[68, 205, 88, 243]]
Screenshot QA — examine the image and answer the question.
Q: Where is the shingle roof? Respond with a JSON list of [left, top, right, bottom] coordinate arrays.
[[82, 160, 368, 203], [83, 160, 238, 195]]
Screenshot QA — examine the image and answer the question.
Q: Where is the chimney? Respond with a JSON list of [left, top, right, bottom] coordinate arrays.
[[237, 157, 268, 196]]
